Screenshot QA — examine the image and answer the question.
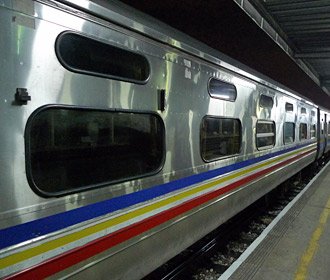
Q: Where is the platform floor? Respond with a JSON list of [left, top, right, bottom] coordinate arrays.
[[220, 160, 330, 280]]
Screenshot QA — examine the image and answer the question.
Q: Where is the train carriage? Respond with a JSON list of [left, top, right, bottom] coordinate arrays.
[[0, 0, 329, 279]]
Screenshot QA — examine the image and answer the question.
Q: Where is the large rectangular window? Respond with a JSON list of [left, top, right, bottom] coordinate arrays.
[[201, 117, 241, 161], [256, 120, 275, 149], [284, 122, 295, 144], [26, 107, 164, 196]]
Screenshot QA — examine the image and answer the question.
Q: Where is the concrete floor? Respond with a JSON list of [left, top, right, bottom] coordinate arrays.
[[223, 161, 330, 280]]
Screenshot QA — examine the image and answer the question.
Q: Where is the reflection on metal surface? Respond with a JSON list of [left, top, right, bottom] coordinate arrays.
[[0, 1, 329, 279]]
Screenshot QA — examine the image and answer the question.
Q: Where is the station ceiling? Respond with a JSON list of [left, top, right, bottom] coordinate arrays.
[[119, 0, 330, 109]]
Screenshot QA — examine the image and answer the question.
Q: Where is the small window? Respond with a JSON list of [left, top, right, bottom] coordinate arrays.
[[299, 123, 307, 140], [259, 95, 274, 108], [201, 117, 241, 161], [285, 103, 294, 112], [301, 107, 307, 114], [256, 120, 275, 149], [26, 107, 164, 196], [311, 124, 316, 138], [284, 122, 295, 144], [56, 32, 150, 83], [208, 78, 237, 101], [311, 110, 316, 117]]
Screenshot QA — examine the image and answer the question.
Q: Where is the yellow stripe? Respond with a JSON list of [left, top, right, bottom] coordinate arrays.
[[294, 197, 330, 280], [0, 146, 314, 269]]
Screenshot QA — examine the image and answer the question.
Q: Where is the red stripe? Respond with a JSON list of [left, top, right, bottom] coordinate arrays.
[[6, 149, 314, 279]]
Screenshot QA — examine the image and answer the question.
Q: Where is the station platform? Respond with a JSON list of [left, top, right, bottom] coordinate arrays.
[[220, 160, 330, 280]]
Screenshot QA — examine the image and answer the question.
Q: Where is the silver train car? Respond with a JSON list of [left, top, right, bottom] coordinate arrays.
[[1, 0, 330, 279]]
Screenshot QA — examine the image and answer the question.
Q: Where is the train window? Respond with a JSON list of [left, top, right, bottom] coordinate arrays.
[[256, 120, 275, 149], [201, 117, 241, 161], [299, 123, 308, 140], [301, 107, 307, 114], [285, 103, 294, 112], [208, 78, 237, 101], [259, 95, 274, 108], [55, 32, 150, 83], [26, 107, 164, 196], [311, 124, 316, 138], [284, 122, 295, 144]]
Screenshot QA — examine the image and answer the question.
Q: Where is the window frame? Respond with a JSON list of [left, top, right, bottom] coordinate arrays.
[[259, 95, 274, 109], [256, 120, 276, 150], [285, 102, 294, 112], [299, 123, 308, 141], [200, 116, 242, 162], [207, 78, 237, 102], [25, 105, 165, 197], [55, 31, 150, 84], [284, 122, 295, 144], [310, 124, 317, 139]]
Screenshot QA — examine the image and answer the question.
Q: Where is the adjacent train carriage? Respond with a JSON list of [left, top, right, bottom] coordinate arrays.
[[0, 0, 329, 279]]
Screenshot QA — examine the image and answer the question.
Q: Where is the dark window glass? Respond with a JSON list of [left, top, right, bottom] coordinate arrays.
[[201, 117, 241, 161], [311, 110, 316, 117], [299, 123, 307, 140], [285, 103, 294, 112], [259, 95, 274, 108], [311, 124, 316, 138], [284, 122, 295, 144], [208, 78, 237, 101], [26, 107, 164, 195], [301, 107, 307, 114], [56, 32, 150, 83], [256, 121, 275, 149]]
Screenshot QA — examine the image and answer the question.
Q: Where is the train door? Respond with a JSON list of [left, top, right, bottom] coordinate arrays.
[[325, 114, 328, 153], [316, 109, 322, 159], [324, 114, 330, 154], [317, 109, 326, 159]]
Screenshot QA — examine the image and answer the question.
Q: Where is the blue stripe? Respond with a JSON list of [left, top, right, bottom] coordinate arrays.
[[0, 143, 315, 250]]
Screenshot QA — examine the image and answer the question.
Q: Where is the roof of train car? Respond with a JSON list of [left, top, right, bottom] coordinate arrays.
[[57, 0, 330, 110]]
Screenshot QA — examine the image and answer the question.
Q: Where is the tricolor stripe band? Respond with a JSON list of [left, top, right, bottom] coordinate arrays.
[[0, 143, 316, 279]]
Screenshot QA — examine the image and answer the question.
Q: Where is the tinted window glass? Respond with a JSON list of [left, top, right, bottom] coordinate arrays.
[[301, 107, 307, 114], [26, 107, 164, 195], [256, 121, 275, 149], [56, 32, 150, 83], [299, 123, 307, 140], [260, 95, 274, 108], [201, 117, 241, 161], [311, 124, 316, 138], [208, 78, 237, 101], [285, 103, 294, 112], [284, 122, 295, 144]]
